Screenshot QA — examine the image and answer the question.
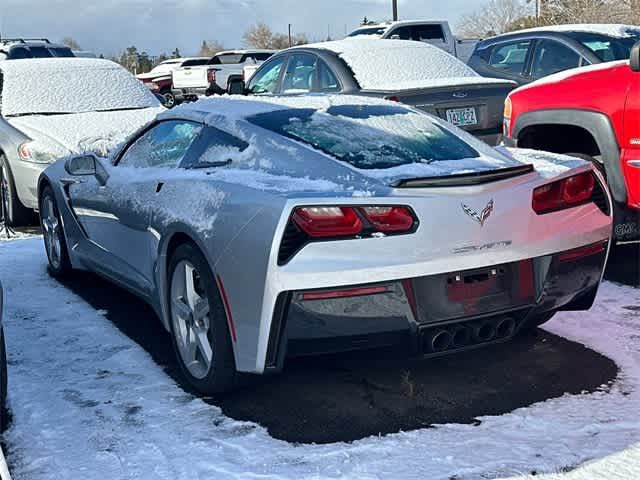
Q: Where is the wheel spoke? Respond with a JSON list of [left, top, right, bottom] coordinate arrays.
[[184, 325, 198, 364], [195, 329, 212, 370], [172, 298, 192, 322], [184, 263, 198, 309]]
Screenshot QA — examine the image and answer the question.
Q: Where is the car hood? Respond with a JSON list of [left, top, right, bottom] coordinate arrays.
[[6, 107, 163, 156]]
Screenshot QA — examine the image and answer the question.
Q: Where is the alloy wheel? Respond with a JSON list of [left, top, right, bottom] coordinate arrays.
[[41, 196, 62, 270], [170, 260, 213, 380]]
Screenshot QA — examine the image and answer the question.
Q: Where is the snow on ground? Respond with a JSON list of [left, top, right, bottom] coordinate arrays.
[[0, 238, 639, 480]]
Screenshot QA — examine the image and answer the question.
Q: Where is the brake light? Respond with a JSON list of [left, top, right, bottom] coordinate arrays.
[[558, 241, 607, 263], [301, 286, 390, 301], [532, 172, 596, 214], [503, 96, 512, 120], [207, 68, 216, 84], [360, 206, 414, 232], [385, 95, 400, 102], [292, 206, 363, 238]]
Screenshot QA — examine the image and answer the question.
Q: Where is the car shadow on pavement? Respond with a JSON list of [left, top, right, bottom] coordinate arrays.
[[59, 271, 619, 444]]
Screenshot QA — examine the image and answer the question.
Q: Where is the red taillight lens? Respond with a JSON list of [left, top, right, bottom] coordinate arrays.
[[384, 95, 400, 102], [207, 68, 216, 84], [532, 172, 595, 214], [359, 206, 415, 233], [292, 206, 363, 238]]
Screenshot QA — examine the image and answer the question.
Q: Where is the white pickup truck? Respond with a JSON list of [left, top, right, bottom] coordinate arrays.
[[347, 20, 479, 63], [172, 49, 274, 101]]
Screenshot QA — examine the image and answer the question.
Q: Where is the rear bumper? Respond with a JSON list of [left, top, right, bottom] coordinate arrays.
[[263, 242, 608, 372]]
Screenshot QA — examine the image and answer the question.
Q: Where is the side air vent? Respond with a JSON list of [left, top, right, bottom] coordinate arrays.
[[278, 220, 309, 265]]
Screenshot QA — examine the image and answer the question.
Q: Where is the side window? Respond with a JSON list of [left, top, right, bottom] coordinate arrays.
[[7, 47, 31, 59], [194, 127, 249, 167], [389, 26, 413, 40], [254, 53, 273, 61], [118, 121, 203, 168], [318, 60, 340, 92], [413, 25, 445, 42], [531, 40, 581, 78], [282, 53, 317, 93], [26, 46, 53, 58], [247, 56, 286, 94], [49, 47, 74, 57], [488, 40, 531, 75]]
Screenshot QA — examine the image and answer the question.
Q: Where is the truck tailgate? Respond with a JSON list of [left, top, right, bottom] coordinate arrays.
[[172, 67, 209, 89]]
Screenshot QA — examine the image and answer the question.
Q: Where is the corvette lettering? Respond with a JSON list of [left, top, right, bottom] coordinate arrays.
[[452, 240, 513, 255]]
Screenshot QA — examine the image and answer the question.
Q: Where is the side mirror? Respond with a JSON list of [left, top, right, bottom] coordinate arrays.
[[389, 34, 401, 40], [227, 77, 247, 95], [630, 41, 640, 72], [65, 153, 109, 186]]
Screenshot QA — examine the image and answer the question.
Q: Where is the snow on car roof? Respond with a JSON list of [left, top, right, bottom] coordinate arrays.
[[163, 94, 409, 123], [505, 23, 640, 38], [0, 58, 160, 116], [294, 39, 509, 91]]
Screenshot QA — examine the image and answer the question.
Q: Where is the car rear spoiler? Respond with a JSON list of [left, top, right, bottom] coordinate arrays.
[[391, 164, 534, 188]]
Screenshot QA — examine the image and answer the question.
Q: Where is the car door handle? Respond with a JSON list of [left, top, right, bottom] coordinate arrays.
[[60, 178, 85, 186], [628, 160, 640, 169]]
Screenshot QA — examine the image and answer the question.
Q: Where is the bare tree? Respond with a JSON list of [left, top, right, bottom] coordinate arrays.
[[243, 23, 309, 49], [198, 40, 224, 57], [243, 23, 274, 49], [61, 36, 81, 50], [457, 0, 526, 37], [543, 0, 627, 23]]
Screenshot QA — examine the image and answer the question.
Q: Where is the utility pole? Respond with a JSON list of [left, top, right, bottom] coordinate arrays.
[[392, 0, 398, 21], [288, 24, 292, 47]]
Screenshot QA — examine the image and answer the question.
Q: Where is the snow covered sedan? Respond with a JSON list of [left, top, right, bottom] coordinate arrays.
[[37, 95, 612, 394], [227, 39, 516, 145], [0, 58, 164, 226]]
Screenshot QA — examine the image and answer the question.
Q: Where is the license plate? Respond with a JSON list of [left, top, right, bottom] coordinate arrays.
[[446, 107, 477, 127]]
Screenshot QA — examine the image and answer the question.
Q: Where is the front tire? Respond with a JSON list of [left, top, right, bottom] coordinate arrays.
[[168, 243, 237, 395], [39, 186, 71, 277], [0, 154, 32, 227]]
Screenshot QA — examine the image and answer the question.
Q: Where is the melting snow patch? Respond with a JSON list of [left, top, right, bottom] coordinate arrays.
[[0, 239, 639, 480]]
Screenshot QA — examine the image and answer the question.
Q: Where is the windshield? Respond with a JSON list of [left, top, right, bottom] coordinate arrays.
[[247, 104, 479, 170], [149, 61, 181, 74], [1, 62, 159, 117], [565, 30, 640, 61], [348, 27, 387, 37]]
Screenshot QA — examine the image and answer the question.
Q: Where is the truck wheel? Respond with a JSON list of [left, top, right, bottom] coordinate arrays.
[[0, 154, 33, 227], [161, 90, 176, 108]]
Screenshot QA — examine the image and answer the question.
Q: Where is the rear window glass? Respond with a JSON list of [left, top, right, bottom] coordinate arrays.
[[347, 27, 387, 37], [181, 59, 208, 67], [564, 31, 640, 61], [210, 54, 244, 65], [49, 47, 75, 57], [26, 46, 53, 57], [247, 105, 479, 170]]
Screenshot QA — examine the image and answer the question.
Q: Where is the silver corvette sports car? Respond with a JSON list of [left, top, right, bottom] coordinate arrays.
[[38, 95, 612, 394]]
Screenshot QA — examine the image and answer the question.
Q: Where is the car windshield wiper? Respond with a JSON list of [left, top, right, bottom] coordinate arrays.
[[5, 111, 75, 117], [192, 159, 233, 169], [93, 106, 149, 113], [391, 164, 535, 188]]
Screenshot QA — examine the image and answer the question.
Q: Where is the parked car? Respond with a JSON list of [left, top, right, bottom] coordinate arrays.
[[38, 95, 612, 394], [228, 39, 515, 145], [0, 58, 164, 226], [347, 20, 479, 62], [469, 24, 640, 86], [137, 57, 209, 108], [0, 38, 75, 60], [171, 49, 274, 102], [504, 42, 640, 244], [0, 281, 7, 432]]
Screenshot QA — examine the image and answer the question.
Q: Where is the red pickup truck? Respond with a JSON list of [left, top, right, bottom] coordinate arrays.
[[503, 45, 640, 243]]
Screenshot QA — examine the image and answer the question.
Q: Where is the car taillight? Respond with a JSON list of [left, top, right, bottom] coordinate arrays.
[[292, 207, 363, 238], [360, 206, 414, 232], [384, 95, 400, 102], [207, 68, 216, 84], [503, 96, 512, 137], [532, 171, 596, 214]]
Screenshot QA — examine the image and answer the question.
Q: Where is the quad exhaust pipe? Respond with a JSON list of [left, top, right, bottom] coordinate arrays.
[[422, 317, 516, 354]]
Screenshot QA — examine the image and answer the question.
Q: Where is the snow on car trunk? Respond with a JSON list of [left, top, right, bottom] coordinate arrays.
[[1, 237, 640, 480], [303, 39, 511, 91], [0, 58, 160, 117]]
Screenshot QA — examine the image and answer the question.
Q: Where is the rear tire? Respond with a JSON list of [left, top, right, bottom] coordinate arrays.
[[0, 154, 32, 227], [161, 90, 176, 108], [168, 243, 237, 395], [39, 185, 72, 277]]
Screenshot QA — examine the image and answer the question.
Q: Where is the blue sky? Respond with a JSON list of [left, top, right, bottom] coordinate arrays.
[[0, 0, 478, 56]]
